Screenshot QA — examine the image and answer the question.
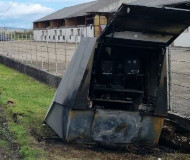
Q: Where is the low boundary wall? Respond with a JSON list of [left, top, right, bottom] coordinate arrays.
[[0, 55, 62, 88]]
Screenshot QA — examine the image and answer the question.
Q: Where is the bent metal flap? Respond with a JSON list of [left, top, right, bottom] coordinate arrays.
[[99, 4, 190, 46]]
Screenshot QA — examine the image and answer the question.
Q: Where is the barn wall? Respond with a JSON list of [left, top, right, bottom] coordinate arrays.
[[33, 25, 94, 43]]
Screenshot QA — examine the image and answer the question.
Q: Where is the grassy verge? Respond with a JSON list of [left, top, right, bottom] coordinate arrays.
[[0, 64, 56, 160]]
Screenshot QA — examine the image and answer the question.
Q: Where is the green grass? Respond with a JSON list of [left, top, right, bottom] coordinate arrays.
[[0, 64, 56, 160]]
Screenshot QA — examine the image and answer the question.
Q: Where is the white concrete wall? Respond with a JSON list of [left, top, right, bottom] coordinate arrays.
[[174, 27, 190, 47], [33, 25, 94, 43]]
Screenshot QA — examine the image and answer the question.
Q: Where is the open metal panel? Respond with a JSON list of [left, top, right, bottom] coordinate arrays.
[[45, 37, 97, 138], [54, 37, 97, 108], [99, 4, 190, 46]]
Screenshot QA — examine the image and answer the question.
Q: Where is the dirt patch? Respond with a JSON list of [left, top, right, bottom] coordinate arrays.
[[160, 120, 190, 153], [0, 106, 20, 160], [42, 141, 190, 160]]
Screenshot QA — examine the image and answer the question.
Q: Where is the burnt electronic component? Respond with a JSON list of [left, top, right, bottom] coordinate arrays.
[[45, 4, 190, 146], [89, 46, 146, 110]]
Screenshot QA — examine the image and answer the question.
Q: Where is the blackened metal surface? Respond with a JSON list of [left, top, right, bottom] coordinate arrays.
[[54, 37, 97, 109], [45, 103, 70, 139], [73, 45, 96, 109], [66, 110, 95, 142], [106, 31, 173, 45], [45, 37, 97, 140], [99, 4, 190, 46], [92, 109, 164, 146], [155, 54, 168, 116]]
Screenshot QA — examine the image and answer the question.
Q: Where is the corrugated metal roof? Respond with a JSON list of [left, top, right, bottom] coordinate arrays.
[[131, 0, 190, 7], [35, 0, 127, 22], [35, 1, 96, 22], [35, 0, 190, 23]]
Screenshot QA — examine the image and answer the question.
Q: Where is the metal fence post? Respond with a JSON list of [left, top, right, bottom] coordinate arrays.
[[26, 34, 28, 64], [5, 32, 7, 55], [55, 37, 58, 74], [30, 34, 32, 65], [168, 46, 172, 111], [9, 33, 12, 58], [10, 33, 13, 59], [75, 35, 77, 50], [36, 39, 38, 67], [47, 40, 50, 71], [21, 34, 24, 62], [41, 36, 44, 69], [65, 28, 67, 70], [2, 30, 4, 55], [18, 33, 20, 61]]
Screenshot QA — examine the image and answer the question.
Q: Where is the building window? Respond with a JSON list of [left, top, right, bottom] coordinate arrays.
[[45, 36, 46, 40], [55, 30, 57, 35], [60, 30, 62, 36], [49, 36, 51, 39], [77, 29, 80, 36], [53, 35, 55, 40], [63, 36, 65, 40], [70, 29, 74, 36], [58, 36, 60, 40], [42, 31, 44, 36]]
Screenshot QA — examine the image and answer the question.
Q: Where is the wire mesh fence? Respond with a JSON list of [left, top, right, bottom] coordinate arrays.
[[170, 47, 190, 117], [0, 33, 78, 76], [0, 33, 189, 117]]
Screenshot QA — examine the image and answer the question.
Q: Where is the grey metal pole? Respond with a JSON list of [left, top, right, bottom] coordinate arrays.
[[75, 35, 77, 50], [6, 33, 8, 56], [26, 34, 28, 64], [168, 46, 172, 111], [41, 36, 44, 69], [21, 34, 24, 62], [36, 40, 38, 67], [2, 31, 4, 55], [55, 37, 58, 74], [47, 40, 50, 71], [30, 34, 32, 65], [18, 34, 20, 61], [11, 33, 13, 59], [65, 28, 67, 70], [9, 33, 12, 58]]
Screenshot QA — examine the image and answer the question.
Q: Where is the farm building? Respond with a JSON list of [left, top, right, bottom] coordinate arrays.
[[33, 0, 190, 47]]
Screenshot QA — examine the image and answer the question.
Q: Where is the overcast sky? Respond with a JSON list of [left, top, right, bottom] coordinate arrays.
[[0, 0, 94, 29]]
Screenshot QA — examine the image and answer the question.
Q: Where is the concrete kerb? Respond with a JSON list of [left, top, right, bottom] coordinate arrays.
[[0, 54, 190, 132], [0, 55, 61, 88]]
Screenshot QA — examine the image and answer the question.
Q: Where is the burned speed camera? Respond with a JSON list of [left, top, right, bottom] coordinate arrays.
[[45, 4, 190, 146]]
